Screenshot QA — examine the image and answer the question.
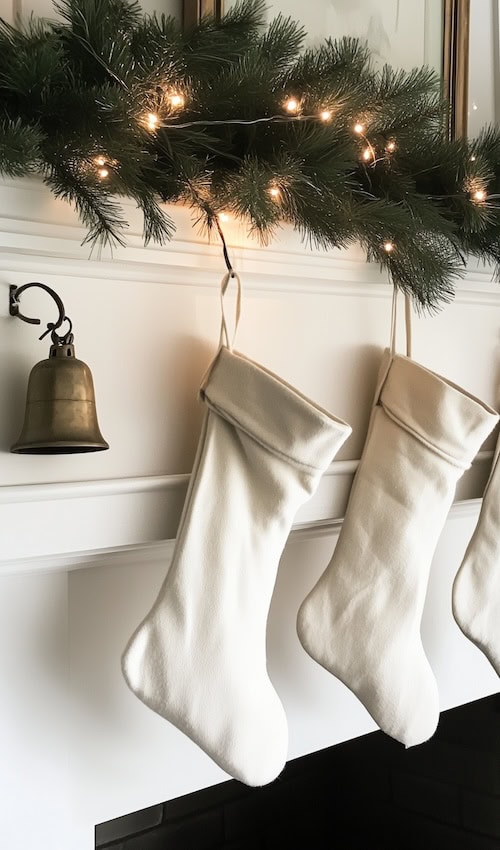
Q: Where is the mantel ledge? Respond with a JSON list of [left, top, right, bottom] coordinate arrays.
[[0, 450, 489, 576]]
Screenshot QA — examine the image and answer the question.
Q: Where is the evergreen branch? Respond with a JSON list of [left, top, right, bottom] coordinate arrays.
[[181, 0, 265, 76], [258, 14, 306, 68], [43, 158, 128, 246], [134, 192, 175, 245], [0, 118, 43, 175]]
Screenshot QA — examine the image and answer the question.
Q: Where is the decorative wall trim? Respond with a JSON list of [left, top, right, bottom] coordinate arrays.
[[0, 454, 490, 576], [183, 0, 224, 29], [0, 473, 191, 504], [443, 0, 470, 139], [0, 451, 491, 506]]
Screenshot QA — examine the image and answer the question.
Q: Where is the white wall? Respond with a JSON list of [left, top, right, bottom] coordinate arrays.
[[0, 572, 72, 849], [0, 2, 499, 849]]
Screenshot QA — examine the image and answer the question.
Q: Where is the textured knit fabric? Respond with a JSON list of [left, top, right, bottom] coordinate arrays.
[[122, 346, 351, 786], [453, 429, 500, 675], [297, 350, 498, 748]]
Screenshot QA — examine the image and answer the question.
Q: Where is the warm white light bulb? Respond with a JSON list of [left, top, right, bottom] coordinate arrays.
[[386, 140, 396, 152], [269, 186, 281, 200], [354, 122, 364, 134], [95, 156, 106, 166], [285, 98, 299, 113], [362, 147, 373, 161], [320, 109, 332, 122], [218, 212, 230, 223], [470, 154, 476, 162], [147, 112, 159, 130], [98, 167, 109, 179], [474, 189, 486, 202], [383, 241, 394, 253], [169, 93, 184, 108]]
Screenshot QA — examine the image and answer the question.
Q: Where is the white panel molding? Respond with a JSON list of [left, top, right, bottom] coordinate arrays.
[[294, 498, 484, 537], [0, 178, 499, 302], [0, 453, 491, 576], [0, 472, 190, 504]]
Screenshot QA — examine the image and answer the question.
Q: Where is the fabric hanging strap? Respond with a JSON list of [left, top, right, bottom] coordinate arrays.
[[199, 270, 242, 396], [390, 286, 412, 358], [219, 270, 242, 351]]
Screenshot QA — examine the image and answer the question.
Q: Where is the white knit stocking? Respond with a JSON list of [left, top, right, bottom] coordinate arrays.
[[453, 430, 500, 675], [122, 273, 351, 786], [297, 300, 498, 747]]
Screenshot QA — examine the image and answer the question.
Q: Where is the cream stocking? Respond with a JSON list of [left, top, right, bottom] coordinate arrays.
[[122, 273, 352, 786], [297, 293, 498, 747], [453, 430, 500, 675]]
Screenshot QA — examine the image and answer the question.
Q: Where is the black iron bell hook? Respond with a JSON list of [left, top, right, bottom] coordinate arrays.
[[9, 282, 72, 343]]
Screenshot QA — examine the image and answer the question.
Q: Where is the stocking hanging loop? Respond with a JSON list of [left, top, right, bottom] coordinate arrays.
[[390, 286, 412, 358], [219, 271, 242, 351]]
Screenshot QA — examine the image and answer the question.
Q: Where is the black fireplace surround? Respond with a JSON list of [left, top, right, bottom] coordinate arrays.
[[96, 693, 500, 849]]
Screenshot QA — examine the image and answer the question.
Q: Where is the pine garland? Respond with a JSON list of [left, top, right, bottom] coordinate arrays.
[[1, 0, 500, 308]]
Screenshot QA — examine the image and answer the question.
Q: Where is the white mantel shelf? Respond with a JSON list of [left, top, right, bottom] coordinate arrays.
[[0, 451, 494, 575]]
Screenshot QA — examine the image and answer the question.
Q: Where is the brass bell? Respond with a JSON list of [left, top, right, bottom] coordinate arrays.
[[9, 282, 109, 455]]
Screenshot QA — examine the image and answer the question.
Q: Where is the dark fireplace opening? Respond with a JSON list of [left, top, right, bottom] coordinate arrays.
[[96, 694, 500, 849]]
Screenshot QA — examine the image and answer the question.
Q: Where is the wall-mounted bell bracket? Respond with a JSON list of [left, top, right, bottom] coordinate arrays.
[[9, 282, 67, 340]]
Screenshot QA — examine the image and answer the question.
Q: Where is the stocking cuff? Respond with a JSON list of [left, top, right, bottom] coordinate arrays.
[[380, 354, 499, 468], [200, 347, 351, 471]]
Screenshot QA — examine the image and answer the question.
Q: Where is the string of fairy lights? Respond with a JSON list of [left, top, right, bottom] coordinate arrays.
[[91, 91, 488, 255]]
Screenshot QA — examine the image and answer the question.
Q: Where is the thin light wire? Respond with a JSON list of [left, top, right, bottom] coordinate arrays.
[[155, 113, 330, 130], [214, 216, 235, 277]]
